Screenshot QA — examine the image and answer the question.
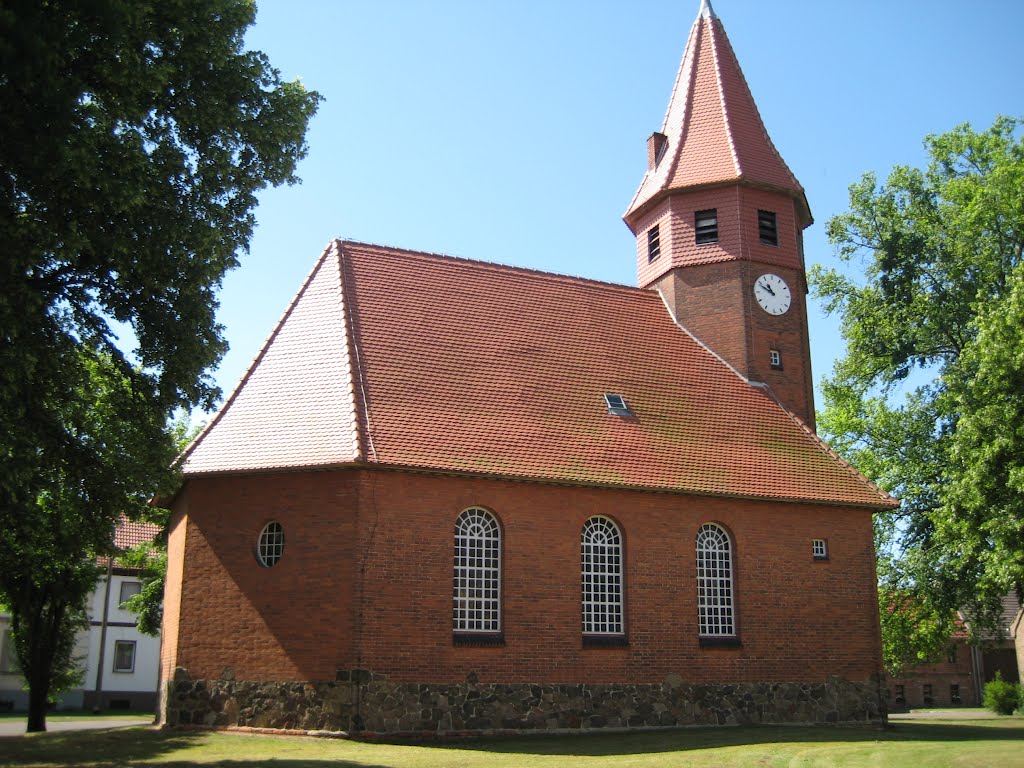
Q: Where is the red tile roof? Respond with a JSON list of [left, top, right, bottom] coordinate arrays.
[[97, 517, 161, 569], [625, 1, 810, 230], [113, 519, 161, 552], [182, 242, 362, 474], [182, 240, 895, 510]]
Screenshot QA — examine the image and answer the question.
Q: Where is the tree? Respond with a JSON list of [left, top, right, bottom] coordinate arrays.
[[0, 0, 321, 731], [810, 117, 1024, 671]]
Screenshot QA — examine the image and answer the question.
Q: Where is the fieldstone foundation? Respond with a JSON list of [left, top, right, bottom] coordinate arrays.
[[162, 668, 886, 736]]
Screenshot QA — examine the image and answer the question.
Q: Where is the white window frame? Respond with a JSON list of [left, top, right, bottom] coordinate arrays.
[[812, 538, 828, 559], [581, 516, 624, 636], [257, 521, 285, 567], [453, 507, 501, 633], [112, 640, 136, 673], [696, 523, 735, 636], [118, 580, 142, 608]]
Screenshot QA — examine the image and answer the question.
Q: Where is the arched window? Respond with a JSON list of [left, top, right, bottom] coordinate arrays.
[[581, 516, 623, 635], [696, 523, 734, 636], [257, 521, 285, 568], [453, 507, 501, 633]]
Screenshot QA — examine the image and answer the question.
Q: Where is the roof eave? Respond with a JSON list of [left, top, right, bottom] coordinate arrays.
[[180, 459, 897, 511]]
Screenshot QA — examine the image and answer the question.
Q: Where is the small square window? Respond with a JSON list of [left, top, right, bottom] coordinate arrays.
[[113, 640, 136, 673], [695, 209, 718, 244], [119, 581, 141, 608], [812, 539, 828, 559], [604, 393, 631, 416], [647, 224, 661, 263], [758, 210, 778, 246], [769, 349, 782, 369]]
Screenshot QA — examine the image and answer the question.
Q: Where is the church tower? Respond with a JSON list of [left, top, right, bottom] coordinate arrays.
[[624, 0, 816, 430]]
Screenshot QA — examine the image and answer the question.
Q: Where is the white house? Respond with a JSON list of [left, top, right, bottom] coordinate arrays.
[[0, 520, 160, 712]]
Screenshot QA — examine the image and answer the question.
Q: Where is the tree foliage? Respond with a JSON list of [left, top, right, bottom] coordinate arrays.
[[0, 0, 320, 730], [810, 117, 1024, 673]]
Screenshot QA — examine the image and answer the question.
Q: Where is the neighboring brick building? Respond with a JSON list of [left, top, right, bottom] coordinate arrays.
[[161, 0, 897, 734], [885, 594, 1023, 710], [884, 631, 978, 711]]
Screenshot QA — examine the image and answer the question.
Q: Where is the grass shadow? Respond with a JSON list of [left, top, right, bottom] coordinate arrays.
[[427, 718, 1024, 756]]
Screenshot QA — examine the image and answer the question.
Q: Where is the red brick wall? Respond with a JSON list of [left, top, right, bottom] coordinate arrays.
[[168, 468, 882, 687], [636, 185, 815, 427], [167, 470, 361, 682], [886, 639, 978, 708]]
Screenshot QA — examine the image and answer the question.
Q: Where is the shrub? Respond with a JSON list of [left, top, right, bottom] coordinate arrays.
[[982, 672, 1020, 715]]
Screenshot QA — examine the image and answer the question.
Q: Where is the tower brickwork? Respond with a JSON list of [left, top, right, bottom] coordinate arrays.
[[625, 0, 816, 429]]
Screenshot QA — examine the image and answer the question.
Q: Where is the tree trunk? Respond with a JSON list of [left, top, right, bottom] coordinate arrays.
[[26, 669, 50, 732]]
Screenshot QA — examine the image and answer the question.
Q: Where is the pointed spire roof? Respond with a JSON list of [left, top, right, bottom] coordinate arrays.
[[625, 1, 810, 228]]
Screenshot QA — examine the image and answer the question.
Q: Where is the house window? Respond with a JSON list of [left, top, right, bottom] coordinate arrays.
[[112, 640, 136, 673], [453, 507, 501, 633], [947, 645, 958, 664], [769, 349, 782, 369], [758, 210, 778, 246], [257, 521, 285, 567], [119, 581, 141, 608], [894, 684, 905, 705], [0, 629, 18, 673], [696, 523, 734, 636], [812, 539, 828, 559], [695, 209, 718, 244], [581, 517, 624, 636], [923, 683, 934, 705], [647, 224, 661, 263], [950, 683, 961, 704]]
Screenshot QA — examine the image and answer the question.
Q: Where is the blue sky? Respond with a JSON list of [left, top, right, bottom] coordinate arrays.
[[210, 0, 1024, 411]]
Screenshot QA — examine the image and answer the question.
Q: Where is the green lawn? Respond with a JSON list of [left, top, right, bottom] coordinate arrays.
[[0, 713, 1021, 768]]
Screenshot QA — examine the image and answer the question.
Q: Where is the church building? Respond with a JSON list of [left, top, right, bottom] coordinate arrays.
[[161, 0, 896, 734]]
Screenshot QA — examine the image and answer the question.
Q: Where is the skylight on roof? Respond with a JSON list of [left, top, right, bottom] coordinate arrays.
[[604, 393, 632, 416]]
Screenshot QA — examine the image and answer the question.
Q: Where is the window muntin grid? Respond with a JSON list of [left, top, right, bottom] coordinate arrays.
[[812, 538, 828, 559], [112, 640, 136, 673], [696, 523, 734, 636], [581, 516, 624, 635], [257, 521, 285, 568], [453, 507, 501, 633]]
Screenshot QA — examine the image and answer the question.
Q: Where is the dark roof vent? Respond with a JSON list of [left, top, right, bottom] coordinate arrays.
[[604, 393, 632, 416]]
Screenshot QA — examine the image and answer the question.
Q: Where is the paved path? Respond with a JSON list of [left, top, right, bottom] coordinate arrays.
[[889, 708, 995, 720], [0, 717, 152, 736]]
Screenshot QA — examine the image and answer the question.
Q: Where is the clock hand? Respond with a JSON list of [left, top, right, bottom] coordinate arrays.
[[759, 281, 775, 296]]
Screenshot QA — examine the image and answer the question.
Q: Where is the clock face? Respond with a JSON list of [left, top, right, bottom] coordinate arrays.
[[753, 273, 791, 315]]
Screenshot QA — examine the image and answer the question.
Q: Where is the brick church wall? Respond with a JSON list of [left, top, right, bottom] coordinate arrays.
[[163, 467, 885, 732]]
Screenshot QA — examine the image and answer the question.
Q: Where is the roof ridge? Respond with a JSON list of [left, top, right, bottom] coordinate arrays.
[[706, 16, 741, 179], [335, 242, 374, 462], [179, 242, 346, 467], [710, 21, 803, 195], [772, 395, 898, 507], [339, 239, 649, 296]]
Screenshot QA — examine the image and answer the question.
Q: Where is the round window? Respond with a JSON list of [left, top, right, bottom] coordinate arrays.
[[257, 521, 285, 567]]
